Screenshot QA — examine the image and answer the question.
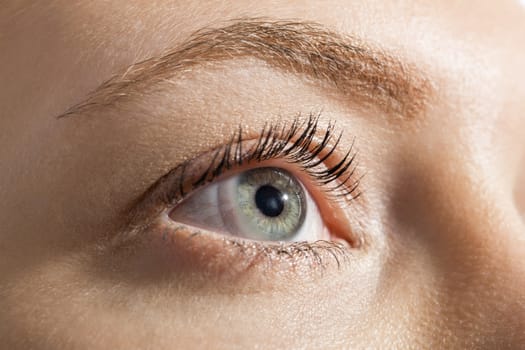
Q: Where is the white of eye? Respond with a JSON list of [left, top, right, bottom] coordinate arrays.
[[168, 167, 326, 242]]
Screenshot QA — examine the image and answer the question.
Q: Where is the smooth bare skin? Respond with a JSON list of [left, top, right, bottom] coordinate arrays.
[[1, 1, 525, 349]]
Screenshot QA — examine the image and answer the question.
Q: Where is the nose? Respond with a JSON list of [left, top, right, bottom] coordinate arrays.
[[391, 148, 525, 348]]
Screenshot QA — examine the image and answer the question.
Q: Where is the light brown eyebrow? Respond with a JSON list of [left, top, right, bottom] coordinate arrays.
[[59, 19, 433, 119]]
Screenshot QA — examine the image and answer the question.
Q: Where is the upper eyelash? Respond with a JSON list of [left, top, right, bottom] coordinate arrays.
[[175, 112, 362, 204]]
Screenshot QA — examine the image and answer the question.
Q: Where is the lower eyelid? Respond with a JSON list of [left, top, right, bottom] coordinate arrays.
[[109, 216, 355, 287]]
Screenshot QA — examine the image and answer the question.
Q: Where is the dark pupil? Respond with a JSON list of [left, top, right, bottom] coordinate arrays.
[[254, 185, 285, 217]]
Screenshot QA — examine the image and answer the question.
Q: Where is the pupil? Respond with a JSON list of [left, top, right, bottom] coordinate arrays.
[[254, 185, 285, 217]]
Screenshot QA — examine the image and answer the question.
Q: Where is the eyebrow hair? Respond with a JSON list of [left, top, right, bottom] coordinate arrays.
[[59, 19, 432, 119]]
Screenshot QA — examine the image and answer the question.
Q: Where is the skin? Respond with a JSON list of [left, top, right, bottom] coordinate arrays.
[[1, 0, 525, 349]]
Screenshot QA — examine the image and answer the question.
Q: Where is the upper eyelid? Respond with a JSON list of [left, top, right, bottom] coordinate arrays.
[[57, 18, 433, 122]]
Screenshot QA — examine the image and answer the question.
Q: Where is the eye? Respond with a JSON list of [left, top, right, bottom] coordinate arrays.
[[169, 166, 326, 242], [138, 115, 361, 255], [108, 116, 361, 277]]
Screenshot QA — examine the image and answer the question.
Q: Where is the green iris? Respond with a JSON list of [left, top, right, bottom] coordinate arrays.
[[235, 167, 306, 241]]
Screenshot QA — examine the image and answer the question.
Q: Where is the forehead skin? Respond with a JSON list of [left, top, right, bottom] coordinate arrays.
[[1, 1, 525, 349]]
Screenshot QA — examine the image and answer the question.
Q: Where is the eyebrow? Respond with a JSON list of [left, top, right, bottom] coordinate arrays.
[[59, 19, 432, 119]]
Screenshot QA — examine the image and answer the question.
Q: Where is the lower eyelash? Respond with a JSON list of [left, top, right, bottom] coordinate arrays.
[[223, 238, 352, 271], [164, 224, 353, 272]]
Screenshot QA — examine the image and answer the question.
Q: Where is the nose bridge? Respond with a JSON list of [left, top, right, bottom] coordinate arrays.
[[394, 149, 525, 345]]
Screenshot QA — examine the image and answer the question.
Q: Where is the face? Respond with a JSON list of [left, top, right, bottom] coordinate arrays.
[[1, 1, 525, 349]]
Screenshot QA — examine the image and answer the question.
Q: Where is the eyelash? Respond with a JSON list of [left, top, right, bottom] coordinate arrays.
[[169, 113, 361, 206]]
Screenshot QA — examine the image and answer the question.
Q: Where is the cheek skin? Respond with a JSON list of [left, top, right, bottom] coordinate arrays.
[[2, 227, 384, 349]]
